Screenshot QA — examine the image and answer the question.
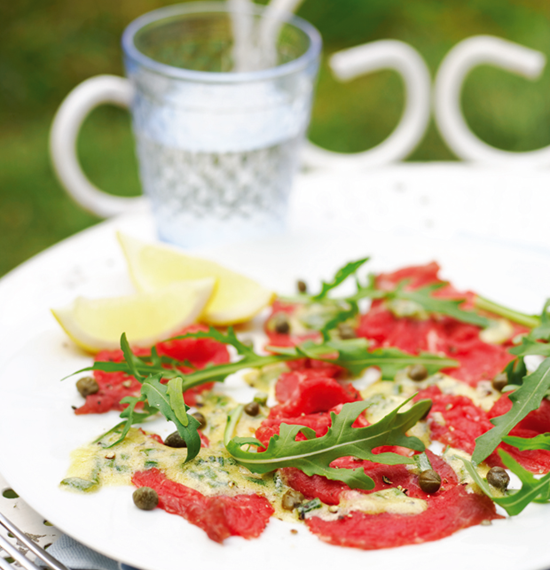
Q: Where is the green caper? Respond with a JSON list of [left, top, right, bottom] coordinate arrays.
[[244, 401, 260, 416], [297, 280, 307, 294], [492, 372, 508, 392], [337, 323, 357, 339], [408, 364, 429, 382], [76, 376, 99, 397], [487, 466, 510, 491], [192, 412, 207, 429], [253, 392, 268, 406], [418, 469, 441, 494], [133, 487, 158, 510], [281, 490, 304, 511], [273, 313, 290, 335], [164, 432, 187, 448]]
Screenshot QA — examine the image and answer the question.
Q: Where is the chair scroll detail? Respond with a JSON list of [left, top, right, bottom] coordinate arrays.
[[301, 40, 432, 170], [49, 75, 146, 218], [434, 36, 548, 166]]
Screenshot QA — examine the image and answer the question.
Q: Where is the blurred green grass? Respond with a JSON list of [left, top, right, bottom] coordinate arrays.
[[1, 0, 550, 277]]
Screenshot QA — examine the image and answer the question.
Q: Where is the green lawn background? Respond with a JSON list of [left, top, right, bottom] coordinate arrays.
[[1, 0, 549, 277]]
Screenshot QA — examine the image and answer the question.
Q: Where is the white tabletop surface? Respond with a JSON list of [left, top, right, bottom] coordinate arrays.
[[0, 163, 549, 564]]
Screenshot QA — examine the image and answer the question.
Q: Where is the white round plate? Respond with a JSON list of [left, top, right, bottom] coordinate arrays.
[[0, 215, 549, 570]]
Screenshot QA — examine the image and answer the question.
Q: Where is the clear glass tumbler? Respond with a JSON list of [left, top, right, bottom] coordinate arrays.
[[122, 2, 321, 247]]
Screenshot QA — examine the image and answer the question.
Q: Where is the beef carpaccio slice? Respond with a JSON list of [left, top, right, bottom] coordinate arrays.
[[356, 262, 527, 386], [76, 324, 230, 414], [305, 485, 500, 550], [132, 469, 274, 543], [284, 451, 502, 549]]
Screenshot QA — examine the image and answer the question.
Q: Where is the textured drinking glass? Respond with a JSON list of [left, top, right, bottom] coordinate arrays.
[[120, 2, 321, 247]]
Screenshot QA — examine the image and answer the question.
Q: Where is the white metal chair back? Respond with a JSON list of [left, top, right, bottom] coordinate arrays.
[[49, 0, 550, 219]]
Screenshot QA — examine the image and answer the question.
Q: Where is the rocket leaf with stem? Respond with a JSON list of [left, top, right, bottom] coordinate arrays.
[[503, 299, 550, 384], [463, 451, 550, 516], [312, 258, 370, 301], [141, 374, 202, 462], [70, 330, 457, 392], [224, 398, 431, 491], [472, 358, 550, 464], [291, 258, 502, 334], [502, 433, 550, 451]]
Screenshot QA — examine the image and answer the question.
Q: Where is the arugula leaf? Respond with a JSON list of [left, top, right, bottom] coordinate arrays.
[[173, 326, 257, 358], [502, 300, 550, 384], [120, 333, 146, 380], [333, 343, 457, 380], [66, 355, 183, 384], [504, 356, 528, 386], [225, 398, 431, 490], [502, 433, 550, 451], [78, 330, 455, 393], [349, 277, 493, 328], [141, 374, 202, 462], [509, 300, 550, 356], [150, 346, 163, 367], [463, 451, 550, 516], [414, 451, 433, 471], [530, 299, 550, 340], [288, 258, 540, 336], [319, 302, 359, 341], [166, 377, 189, 427], [268, 338, 457, 381], [509, 338, 550, 359], [474, 296, 541, 329], [472, 358, 550, 464], [389, 283, 491, 328], [102, 395, 150, 448], [304, 261, 493, 331], [312, 258, 370, 301]]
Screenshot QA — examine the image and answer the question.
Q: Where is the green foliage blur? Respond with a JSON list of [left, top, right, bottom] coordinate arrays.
[[1, 0, 550, 277]]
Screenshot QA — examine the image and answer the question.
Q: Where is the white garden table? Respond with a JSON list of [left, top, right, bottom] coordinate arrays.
[[0, 163, 549, 565]]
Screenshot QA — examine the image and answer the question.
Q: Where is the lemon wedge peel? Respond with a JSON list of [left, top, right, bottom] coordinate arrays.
[[117, 233, 275, 326], [51, 278, 215, 353]]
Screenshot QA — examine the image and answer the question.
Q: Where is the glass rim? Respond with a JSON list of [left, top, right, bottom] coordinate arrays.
[[121, 1, 322, 83]]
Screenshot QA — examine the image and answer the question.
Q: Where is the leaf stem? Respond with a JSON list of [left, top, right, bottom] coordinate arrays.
[[474, 296, 539, 329], [179, 354, 297, 391], [224, 405, 243, 447]]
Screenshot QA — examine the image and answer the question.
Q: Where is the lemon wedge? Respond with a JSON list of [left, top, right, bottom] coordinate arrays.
[[51, 279, 215, 353], [117, 233, 274, 326]]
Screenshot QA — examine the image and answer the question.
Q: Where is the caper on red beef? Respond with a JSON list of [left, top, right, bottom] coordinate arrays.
[[76, 376, 99, 397], [418, 469, 441, 494], [272, 313, 291, 335], [487, 466, 510, 491], [408, 364, 429, 382]]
